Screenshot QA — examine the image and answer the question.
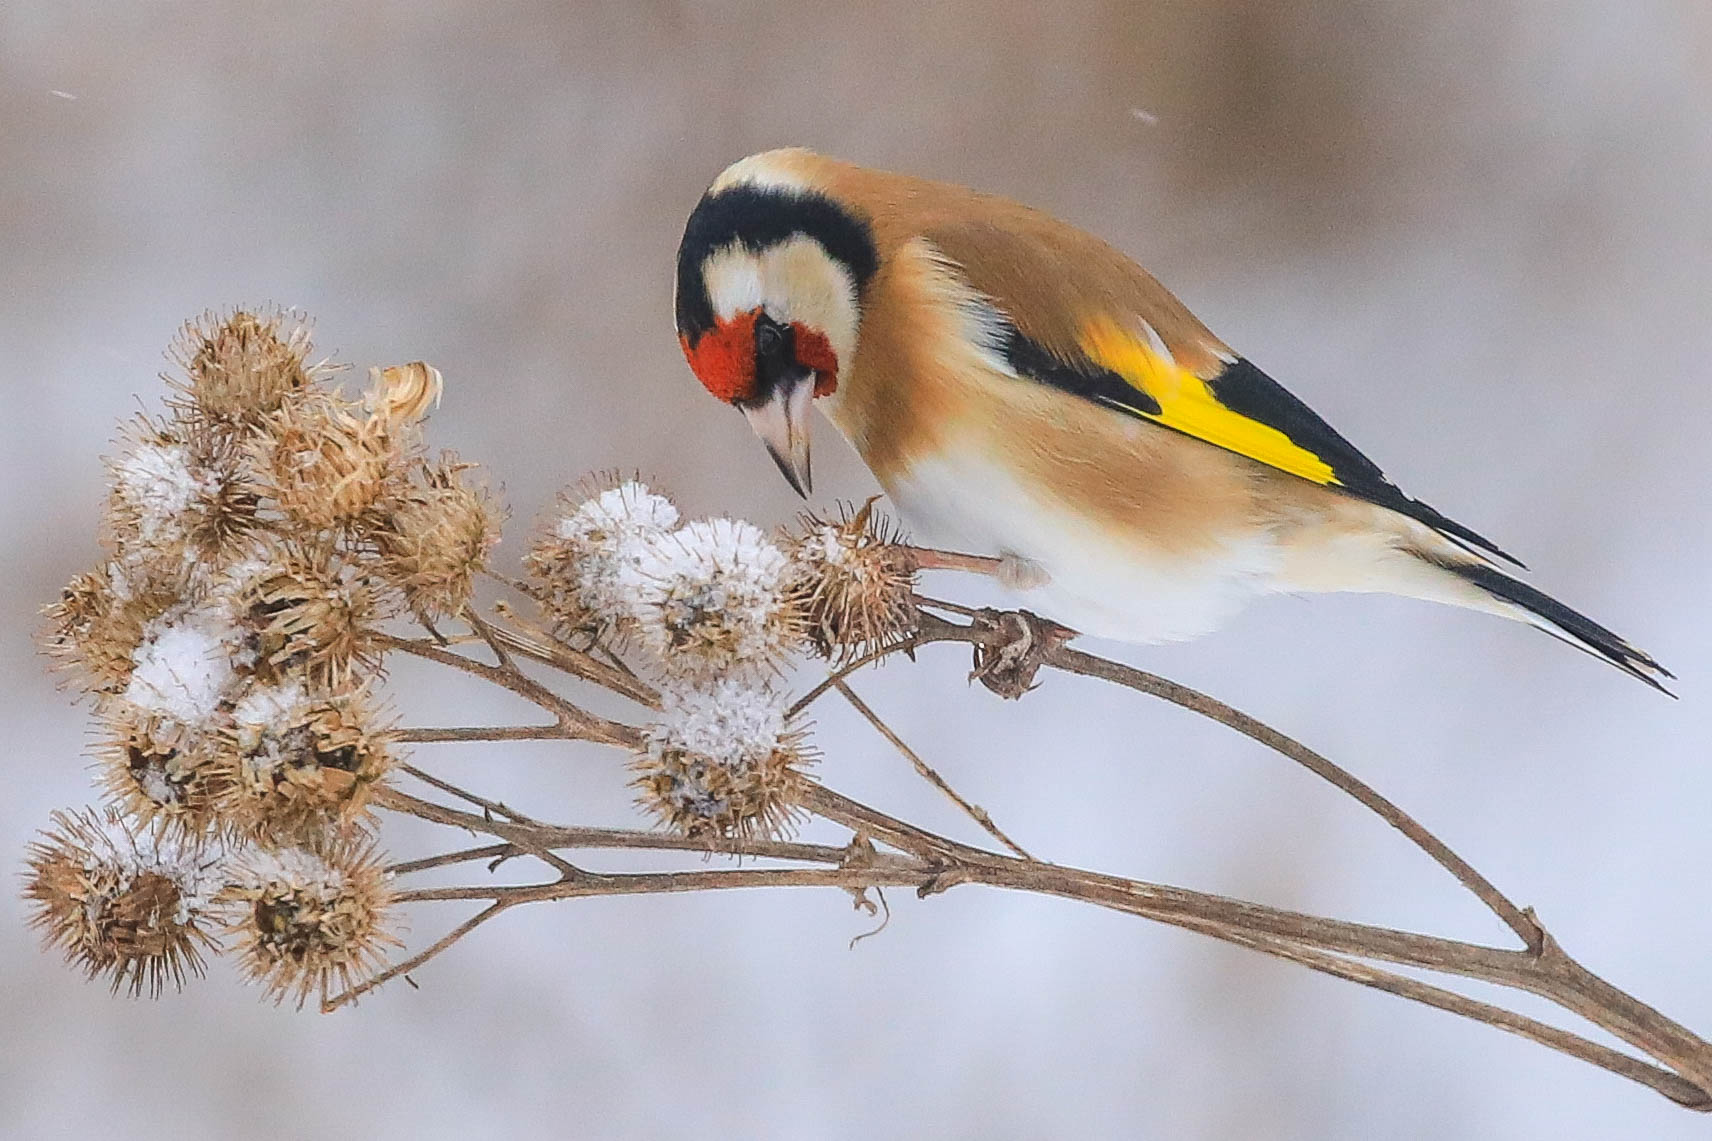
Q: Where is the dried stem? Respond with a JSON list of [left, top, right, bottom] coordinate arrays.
[[833, 678, 1033, 860], [352, 590, 1710, 1108]]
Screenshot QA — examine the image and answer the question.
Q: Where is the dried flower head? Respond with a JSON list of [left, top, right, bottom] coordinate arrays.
[[626, 517, 804, 679], [221, 841, 398, 1008], [365, 361, 442, 424], [634, 679, 812, 842], [122, 602, 245, 729], [23, 808, 221, 997], [236, 544, 382, 687], [40, 563, 181, 696], [524, 476, 679, 642], [171, 308, 317, 424], [368, 457, 502, 620], [785, 501, 919, 661], [95, 702, 230, 839], [256, 391, 402, 531], [215, 682, 396, 844]]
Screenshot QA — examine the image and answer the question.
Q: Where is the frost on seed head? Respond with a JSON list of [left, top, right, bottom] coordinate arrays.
[[525, 478, 680, 642], [625, 517, 804, 679], [95, 701, 230, 840], [634, 678, 811, 841], [112, 440, 208, 546], [221, 840, 399, 1009], [40, 562, 182, 697], [216, 681, 396, 844], [23, 807, 222, 997], [122, 605, 244, 729]]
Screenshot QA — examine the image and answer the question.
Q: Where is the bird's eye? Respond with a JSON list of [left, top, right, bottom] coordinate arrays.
[[755, 318, 784, 358]]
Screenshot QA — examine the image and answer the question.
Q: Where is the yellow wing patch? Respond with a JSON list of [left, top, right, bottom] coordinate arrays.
[[1078, 315, 1339, 486]]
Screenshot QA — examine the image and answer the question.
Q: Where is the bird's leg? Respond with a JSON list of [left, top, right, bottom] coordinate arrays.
[[995, 551, 1051, 591], [968, 608, 1077, 699]]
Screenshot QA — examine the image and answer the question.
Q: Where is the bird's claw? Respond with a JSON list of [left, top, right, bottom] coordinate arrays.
[[968, 608, 1076, 699]]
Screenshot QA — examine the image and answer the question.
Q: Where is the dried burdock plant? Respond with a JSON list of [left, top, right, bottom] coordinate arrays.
[[626, 517, 803, 680], [23, 310, 1712, 1117], [103, 415, 261, 567], [783, 499, 919, 662], [40, 563, 181, 697], [524, 475, 680, 643], [364, 360, 442, 425], [236, 541, 384, 688], [220, 840, 399, 1008], [367, 455, 501, 622], [255, 390, 404, 531], [215, 682, 397, 845], [169, 308, 318, 425], [633, 678, 813, 841], [24, 808, 222, 997], [94, 701, 230, 838]]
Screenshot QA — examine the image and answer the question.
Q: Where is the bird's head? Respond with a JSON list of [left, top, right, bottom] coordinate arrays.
[[675, 150, 877, 497]]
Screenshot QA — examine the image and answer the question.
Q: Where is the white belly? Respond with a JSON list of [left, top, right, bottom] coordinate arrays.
[[885, 452, 1284, 644]]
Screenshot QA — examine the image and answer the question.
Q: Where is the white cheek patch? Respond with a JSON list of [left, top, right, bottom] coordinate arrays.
[[765, 236, 859, 369], [702, 244, 766, 321], [699, 236, 860, 373]]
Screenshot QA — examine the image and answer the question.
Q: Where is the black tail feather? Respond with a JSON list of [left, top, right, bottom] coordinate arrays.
[[1441, 561, 1675, 696]]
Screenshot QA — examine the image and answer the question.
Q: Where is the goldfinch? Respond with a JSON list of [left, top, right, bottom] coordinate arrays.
[[674, 148, 1671, 692]]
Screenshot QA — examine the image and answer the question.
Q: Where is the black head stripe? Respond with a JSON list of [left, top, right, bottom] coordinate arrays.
[[675, 183, 878, 343]]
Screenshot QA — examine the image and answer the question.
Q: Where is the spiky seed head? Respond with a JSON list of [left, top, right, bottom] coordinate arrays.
[[171, 309, 317, 424], [220, 841, 399, 1009], [23, 808, 222, 997], [625, 517, 805, 679], [214, 682, 396, 845], [102, 415, 263, 568], [365, 361, 442, 425], [524, 475, 680, 643], [94, 702, 231, 840], [633, 679, 812, 842], [40, 564, 181, 696], [367, 456, 502, 621], [255, 390, 404, 531], [783, 500, 919, 662], [236, 544, 382, 688]]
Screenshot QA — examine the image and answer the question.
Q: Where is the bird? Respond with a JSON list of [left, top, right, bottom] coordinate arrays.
[[673, 147, 1671, 693]]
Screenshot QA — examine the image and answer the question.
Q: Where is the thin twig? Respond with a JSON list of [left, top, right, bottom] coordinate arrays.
[[389, 843, 517, 876], [787, 632, 926, 718], [398, 725, 570, 743], [399, 765, 584, 880], [913, 611, 1543, 951], [463, 606, 517, 672], [487, 602, 661, 707], [834, 678, 1033, 860], [323, 901, 512, 1012], [378, 632, 640, 748], [361, 596, 1712, 1106], [375, 785, 896, 868]]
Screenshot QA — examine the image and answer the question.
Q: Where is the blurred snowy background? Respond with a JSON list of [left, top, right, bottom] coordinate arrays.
[[3, 2, 1709, 1138]]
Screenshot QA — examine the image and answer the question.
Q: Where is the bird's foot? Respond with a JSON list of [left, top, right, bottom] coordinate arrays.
[[968, 608, 1077, 699]]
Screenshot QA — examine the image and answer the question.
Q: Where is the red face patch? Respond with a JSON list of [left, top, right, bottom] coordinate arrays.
[[793, 325, 839, 397], [679, 310, 841, 403], [680, 310, 758, 404]]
